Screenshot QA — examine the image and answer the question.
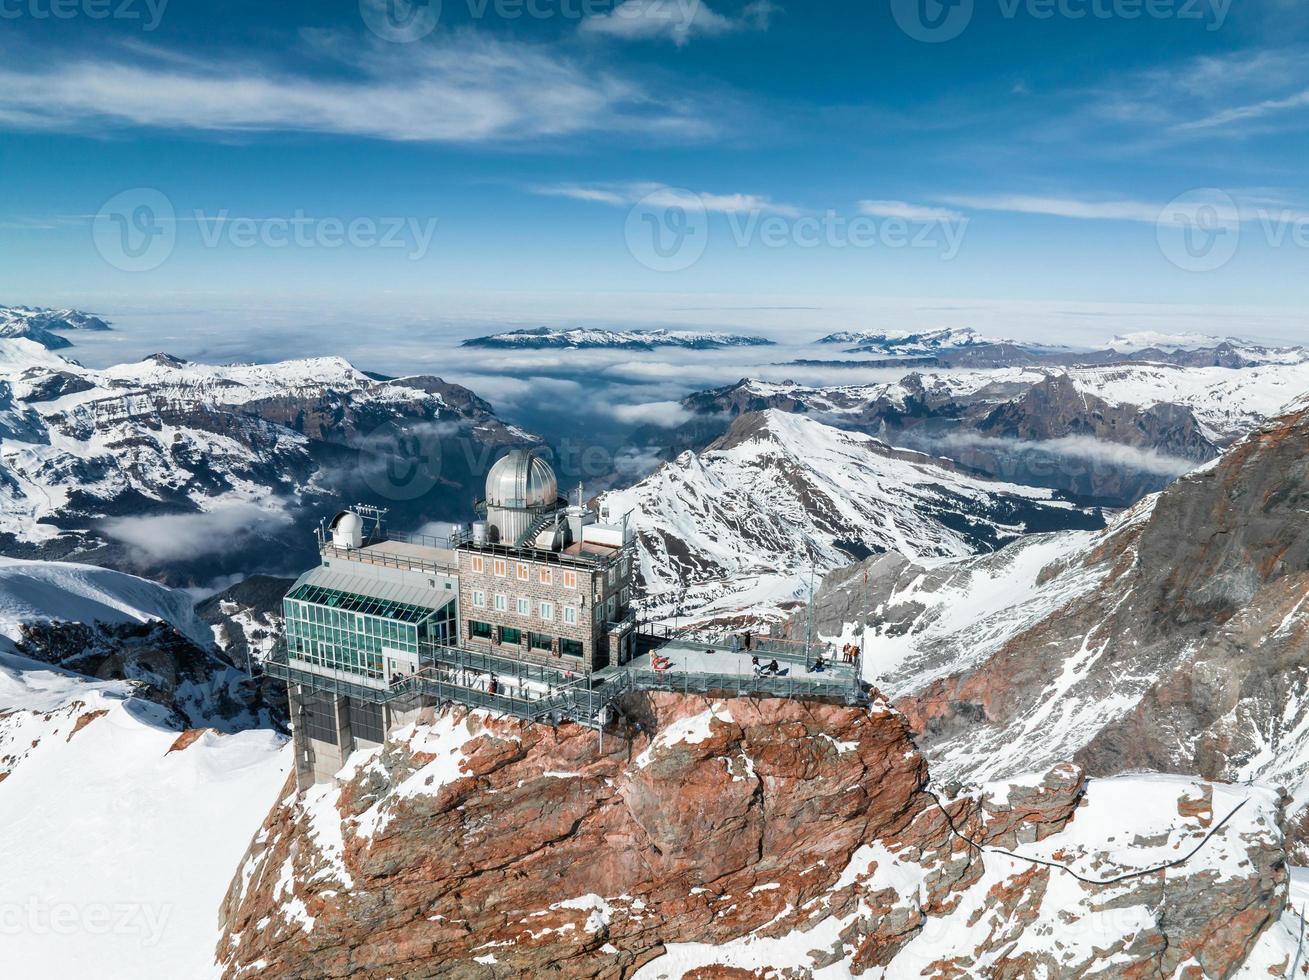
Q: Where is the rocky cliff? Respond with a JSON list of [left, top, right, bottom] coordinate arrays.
[[793, 399, 1309, 855], [216, 693, 1296, 978]]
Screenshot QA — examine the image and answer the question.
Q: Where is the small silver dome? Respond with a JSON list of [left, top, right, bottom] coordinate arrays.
[[485, 449, 558, 510]]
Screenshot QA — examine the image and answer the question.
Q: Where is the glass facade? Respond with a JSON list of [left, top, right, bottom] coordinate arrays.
[[284, 584, 455, 680]]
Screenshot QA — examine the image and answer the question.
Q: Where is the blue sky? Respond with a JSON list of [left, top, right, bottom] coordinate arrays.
[[1, 0, 1307, 351]]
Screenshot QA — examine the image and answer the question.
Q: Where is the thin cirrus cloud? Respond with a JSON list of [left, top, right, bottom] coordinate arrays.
[[1172, 88, 1309, 132], [940, 191, 1306, 226], [580, 0, 778, 47], [0, 36, 710, 143], [857, 200, 964, 223], [533, 181, 803, 216]]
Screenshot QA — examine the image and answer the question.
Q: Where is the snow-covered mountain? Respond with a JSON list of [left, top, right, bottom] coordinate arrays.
[[1106, 331, 1309, 364], [815, 326, 1024, 356], [794, 395, 1309, 854], [0, 554, 209, 651], [0, 554, 290, 980], [0, 304, 111, 350], [0, 339, 533, 584], [655, 361, 1309, 506], [461, 326, 774, 350], [600, 409, 1102, 625]]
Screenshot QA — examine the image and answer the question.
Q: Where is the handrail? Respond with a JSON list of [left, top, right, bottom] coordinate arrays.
[[267, 634, 868, 732]]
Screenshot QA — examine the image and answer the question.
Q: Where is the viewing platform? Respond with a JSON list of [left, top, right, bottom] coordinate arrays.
[[265, 631, 867, 733]]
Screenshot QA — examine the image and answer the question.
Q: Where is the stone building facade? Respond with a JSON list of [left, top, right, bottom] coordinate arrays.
[[456, 546, 632, 672]]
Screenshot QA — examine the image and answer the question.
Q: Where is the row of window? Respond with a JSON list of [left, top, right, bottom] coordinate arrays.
[[470, 590, 581, 625], [467, 620, 584, 658], [470, 555, 580, 588]]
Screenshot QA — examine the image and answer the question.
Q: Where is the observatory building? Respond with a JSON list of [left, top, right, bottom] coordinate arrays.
[[273, 448, 636, 787]]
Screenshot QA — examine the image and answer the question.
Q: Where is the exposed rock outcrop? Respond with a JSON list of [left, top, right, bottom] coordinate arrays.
[[216, 695, 1291, 978], [791, 400, 1309, 854]]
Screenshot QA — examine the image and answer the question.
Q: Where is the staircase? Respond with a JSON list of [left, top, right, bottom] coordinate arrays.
[[515, 510, 557, 549]]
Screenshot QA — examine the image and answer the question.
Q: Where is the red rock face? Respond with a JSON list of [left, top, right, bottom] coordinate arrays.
[[217, 696, 1288, 979], [218, 694, 933, 978]]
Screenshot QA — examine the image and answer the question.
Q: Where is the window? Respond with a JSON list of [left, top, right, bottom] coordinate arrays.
[[620, 558, 630, 579], [494, 594, 508, 612], [469, 620, 492, 640], [563, 606, 578, 625], [529, 631, 553, 651], [516, 562, 529, 581], [472, 590, 486, 608], [501, 626, 522, 646], [494, 559, 507, 577], [560, 638, 583, 658], [538, 567, 552, 585], [563, 570, 577, 590], [471, 556, 484, 573], [540, 601, 554, 621], [594, 605, 604, 624], [516, 597, 531, 616], [606, 596, 617, 620]]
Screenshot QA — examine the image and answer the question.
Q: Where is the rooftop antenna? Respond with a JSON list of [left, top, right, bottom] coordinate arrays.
[[575, 482, 584, 508]]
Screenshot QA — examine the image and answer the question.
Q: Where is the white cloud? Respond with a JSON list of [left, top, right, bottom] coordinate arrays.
[[534, 181, 801, 216], [101, 503, 293, 563], [0, 36, 709, 143], [924, 431, 1197, 478], [1172, 88, 1309, 132], [580, 0, 777, 47], [857, 200, 964, 222], [941, 194, 1166, 224], [608, 400, 694, 427]]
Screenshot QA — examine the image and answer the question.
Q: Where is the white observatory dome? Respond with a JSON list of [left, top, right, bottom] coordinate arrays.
[[329, 510, 364, 549], [485, 449, 558, 510]]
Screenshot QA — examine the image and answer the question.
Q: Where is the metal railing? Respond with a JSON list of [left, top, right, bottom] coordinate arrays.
[[628, 668, 862, 703], [267, 630, 868, 732]]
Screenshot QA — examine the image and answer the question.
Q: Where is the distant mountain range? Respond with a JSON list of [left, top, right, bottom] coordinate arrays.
[[0, 339, 534, 585], [0, 304, 111, 350], [800, 326, 1309, 370], [461, 327, 775, 351]]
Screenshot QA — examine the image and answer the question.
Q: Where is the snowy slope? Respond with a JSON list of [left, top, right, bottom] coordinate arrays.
[[0, 668, 289, 979], [0, 555, 210, 651], [600, 409, 1099, 625], [0, 554, 289, 973], [0, 555, 291, 978]]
